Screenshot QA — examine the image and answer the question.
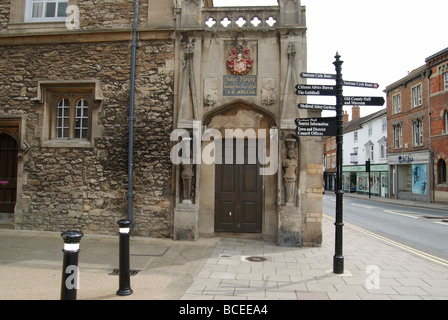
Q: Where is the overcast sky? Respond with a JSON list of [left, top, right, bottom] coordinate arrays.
[[213, 0, 448, 118]]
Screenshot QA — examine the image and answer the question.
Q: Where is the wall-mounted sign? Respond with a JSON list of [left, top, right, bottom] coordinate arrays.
[[223, 75, 257, 96]]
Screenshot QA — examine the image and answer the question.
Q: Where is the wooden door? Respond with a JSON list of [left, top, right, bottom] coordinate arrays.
[[215, 140, 262, 233], [0, 133, 18, 213]]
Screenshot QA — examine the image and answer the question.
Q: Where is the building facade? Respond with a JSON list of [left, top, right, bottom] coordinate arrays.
[[323, 136, 336, 192], [0, 1, 324, 247], [341, 107, 388, 197], [426, 47, 448, 202], [385, 65, 432, 202]]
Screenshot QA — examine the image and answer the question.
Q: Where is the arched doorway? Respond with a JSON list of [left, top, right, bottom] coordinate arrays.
[[200, 101, 277, 238], [0, 133, 18, 215]]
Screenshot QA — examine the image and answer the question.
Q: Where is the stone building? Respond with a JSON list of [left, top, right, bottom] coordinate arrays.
[[0, 0, 323, 247]]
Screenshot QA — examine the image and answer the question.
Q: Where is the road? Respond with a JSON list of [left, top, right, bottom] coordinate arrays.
[[323, 194, 448, 261]]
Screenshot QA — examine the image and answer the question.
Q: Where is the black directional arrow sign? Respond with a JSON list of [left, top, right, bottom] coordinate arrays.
[[298, 103, 336, 111], [295, 117, 337, 137], [295, 84, 336, 96], [343, 81, 379, 89], [300, 72, 336, 80], [343, 96, 385, 106]]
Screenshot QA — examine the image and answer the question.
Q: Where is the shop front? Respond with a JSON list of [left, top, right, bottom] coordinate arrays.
[[388, 151, 431, 202], [343, 164, 388, 198]]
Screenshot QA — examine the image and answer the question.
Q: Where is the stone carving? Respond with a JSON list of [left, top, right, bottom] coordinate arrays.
[[283, 138, 298, 205], [203, 78, 218, 108], [262, 78, 276, 106], [181, 161, 194, 204], [226, 46, 253, 75]]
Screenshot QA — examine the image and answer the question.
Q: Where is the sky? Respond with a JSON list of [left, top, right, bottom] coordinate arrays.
[[212, 0, 448, 119]]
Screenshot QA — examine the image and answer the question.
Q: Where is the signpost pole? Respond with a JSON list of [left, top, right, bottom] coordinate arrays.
[[333, 52, 344, 274]]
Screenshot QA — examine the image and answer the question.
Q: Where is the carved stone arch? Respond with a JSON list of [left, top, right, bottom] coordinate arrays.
[[203, 99, 277, 129]]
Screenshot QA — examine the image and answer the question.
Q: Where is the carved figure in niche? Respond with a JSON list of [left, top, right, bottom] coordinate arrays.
[[283, 139, 298, 205], [262, 78, 276, 106], [204, 78, 218, 108], [181, 162, 194, 203]]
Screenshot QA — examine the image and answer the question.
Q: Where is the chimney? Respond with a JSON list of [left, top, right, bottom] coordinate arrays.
[[343, 111, 349, 124], [352, 105, 360, 120]]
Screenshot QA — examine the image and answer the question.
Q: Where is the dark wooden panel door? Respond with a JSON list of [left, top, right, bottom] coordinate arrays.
[[0, 133, 18, 213], [215, 141, 262, 233]]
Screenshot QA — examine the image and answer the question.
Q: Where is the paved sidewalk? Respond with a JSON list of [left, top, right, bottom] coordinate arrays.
[[0, 213, 447, 300], [181, 214, 448, 300]]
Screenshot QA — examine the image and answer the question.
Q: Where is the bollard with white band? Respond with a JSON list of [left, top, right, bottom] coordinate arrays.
[[60, 230, 83, 300], [116, 219, 133, 296]]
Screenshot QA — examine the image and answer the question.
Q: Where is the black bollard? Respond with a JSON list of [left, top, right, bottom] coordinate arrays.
[[60, 230, 83, 300], [116, 219, 133, 296]]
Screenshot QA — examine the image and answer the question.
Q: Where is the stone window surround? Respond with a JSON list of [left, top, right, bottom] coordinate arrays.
[[8, 0, 78, 33], [32, 80, 103, 148]]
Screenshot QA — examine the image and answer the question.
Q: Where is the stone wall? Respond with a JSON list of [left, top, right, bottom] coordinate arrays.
[[79, 0, 149, 30], [0, 37, 175, 236], [0, 0, 9, 32]]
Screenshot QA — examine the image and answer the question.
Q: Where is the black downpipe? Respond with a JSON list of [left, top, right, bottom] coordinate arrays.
[[127, 0, 139, 224]]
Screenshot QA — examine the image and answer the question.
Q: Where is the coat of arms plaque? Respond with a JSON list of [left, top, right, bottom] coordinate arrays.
[[226, 46, 253, 75]]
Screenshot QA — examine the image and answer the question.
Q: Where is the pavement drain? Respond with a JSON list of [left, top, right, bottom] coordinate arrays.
[[245, 256, 267, 262], [108, 268, 141, 276]]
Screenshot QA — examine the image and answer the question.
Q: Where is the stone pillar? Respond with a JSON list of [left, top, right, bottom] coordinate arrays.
[[278, 136, 301, 247], [180, 0, 203, 28], [279, 0, 302, 26]]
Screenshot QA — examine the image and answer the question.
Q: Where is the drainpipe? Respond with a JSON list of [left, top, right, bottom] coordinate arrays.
[[127, 0, 139, 224], [427, 68, 434, 203]]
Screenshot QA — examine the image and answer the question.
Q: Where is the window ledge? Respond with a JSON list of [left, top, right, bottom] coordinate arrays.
[[8, 21, 67, 34], [42, 139, 93, 148]]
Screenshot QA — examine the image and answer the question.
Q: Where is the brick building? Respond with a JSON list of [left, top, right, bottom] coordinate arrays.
[[385, 65, 432, 202], [0, 1, 325, 247], [426, 47, 448, 202]]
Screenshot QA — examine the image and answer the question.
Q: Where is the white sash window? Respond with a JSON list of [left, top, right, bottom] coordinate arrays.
[[25, 0, 68, 22]]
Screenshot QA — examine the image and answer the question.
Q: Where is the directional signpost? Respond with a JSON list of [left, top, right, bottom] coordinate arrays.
[[296, 53, 385, 275], [343, 96, 385, 106], [297, 103, 336, 111], [295, 85, 336, 96], [295, 117, 337, 136], [300, 72, 336, 80], [343, 81, 379, 89]]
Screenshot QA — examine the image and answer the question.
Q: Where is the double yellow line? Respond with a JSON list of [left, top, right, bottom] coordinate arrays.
[[343, 219, 448, 268]]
